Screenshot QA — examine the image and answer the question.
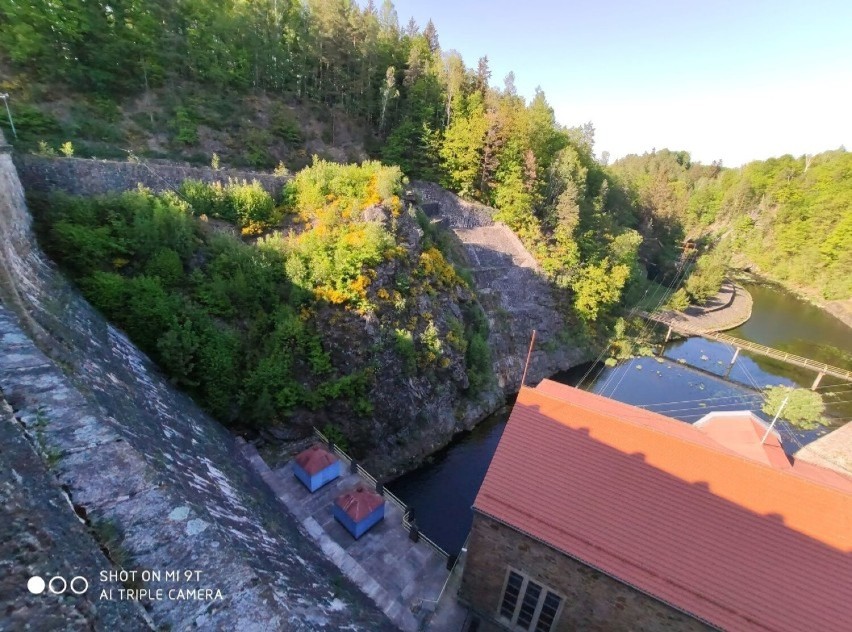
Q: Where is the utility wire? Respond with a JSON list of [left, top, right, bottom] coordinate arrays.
[[599, 253, 696, 397], [604, 252, 696, 398], [638, 393, 766, 408]]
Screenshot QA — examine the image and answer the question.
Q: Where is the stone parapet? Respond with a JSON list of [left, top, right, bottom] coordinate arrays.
[[13, 154, 289, 199]]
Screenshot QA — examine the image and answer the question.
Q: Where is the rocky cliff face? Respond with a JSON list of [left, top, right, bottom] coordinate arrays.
[[0, 131, 394, 631], [10, 153, 590, 484], [290, 203, 505, 477]]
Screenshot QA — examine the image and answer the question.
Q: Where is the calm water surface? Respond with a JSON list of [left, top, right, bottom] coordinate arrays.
[[389, 279, 852, 555]]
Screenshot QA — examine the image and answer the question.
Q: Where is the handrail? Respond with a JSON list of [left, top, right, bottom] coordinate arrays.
[[311, 427, 449, 560], [641, 311, 852, 380]]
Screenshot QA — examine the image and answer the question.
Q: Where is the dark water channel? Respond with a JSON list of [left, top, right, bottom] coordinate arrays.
[[389, 279, 852, 556]]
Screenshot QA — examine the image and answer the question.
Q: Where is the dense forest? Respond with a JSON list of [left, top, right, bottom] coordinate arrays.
[[611, 149, 852, 305], [1, 0, 849, 334], [0, 0, 664, 329]]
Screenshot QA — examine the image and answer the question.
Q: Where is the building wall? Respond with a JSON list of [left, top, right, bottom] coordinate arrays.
[[459, 512, 713, 632]]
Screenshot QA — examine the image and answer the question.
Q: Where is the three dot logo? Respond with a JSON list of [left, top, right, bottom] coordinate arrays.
[[28, 575, 89, 595]]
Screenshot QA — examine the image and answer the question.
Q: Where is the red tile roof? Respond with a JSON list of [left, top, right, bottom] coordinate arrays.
[[693, 411, 792, 469], [474, 380, 852, 632], [294, 443, 338, 475], [336, 486, 384, 521]]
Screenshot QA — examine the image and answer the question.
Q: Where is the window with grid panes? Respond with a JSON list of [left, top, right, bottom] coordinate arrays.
[[498, 568, 563, 631]]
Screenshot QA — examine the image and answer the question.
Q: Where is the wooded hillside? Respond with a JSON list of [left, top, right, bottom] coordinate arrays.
[[2, 0, 848, 320]]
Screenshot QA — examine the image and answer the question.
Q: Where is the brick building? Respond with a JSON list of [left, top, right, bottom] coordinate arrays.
[[459, 380, 852, 631]]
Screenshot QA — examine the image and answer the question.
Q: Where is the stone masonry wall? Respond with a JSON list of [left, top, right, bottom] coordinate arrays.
[[412, 181, 590, 392], [459, 513, 713, 632], [0, 131, 393, 630], [14, 154, 289, 199]]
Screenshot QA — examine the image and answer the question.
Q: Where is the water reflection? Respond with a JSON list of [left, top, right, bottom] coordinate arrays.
[[390, 279, 851, 555]]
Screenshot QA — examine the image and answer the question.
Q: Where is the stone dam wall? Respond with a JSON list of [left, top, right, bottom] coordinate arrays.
[[0, 133, 392, 629]]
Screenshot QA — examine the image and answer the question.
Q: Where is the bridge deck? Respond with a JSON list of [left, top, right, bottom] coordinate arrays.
[[640, 311, 852, 382]]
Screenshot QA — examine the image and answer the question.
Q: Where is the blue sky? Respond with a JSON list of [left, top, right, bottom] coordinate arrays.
[[389, 0, 852, 165]]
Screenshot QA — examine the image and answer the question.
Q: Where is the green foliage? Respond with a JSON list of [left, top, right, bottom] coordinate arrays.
[[393, 329, 417, 376], [146, 249, 184, 287], [439, 93, 488, 197], [174, 107, 199, 146], [321, 425, 349, 452], [31, 160, 475, 440], [684, 252, 727, 305], [572, 259, 631, 322], [761, 386, 827, 430], [465, 333, 492, 392], [31, 177, 380, 429], [666, 288, 691, 312], [179, 178, 279, 234], [611, 149, 852, 303], [2, 104, 61, 139], [270, 105, 303, 144]]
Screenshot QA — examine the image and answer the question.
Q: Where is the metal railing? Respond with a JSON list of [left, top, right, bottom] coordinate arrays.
[[642, 311, 852, 381], [312, 428, 450, 560]]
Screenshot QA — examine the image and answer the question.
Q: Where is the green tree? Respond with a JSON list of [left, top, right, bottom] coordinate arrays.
[[761, 386, 827, 430], [439, 92, 487, 198]]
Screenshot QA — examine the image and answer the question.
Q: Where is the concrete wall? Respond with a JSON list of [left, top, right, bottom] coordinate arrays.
[[0, 132, 392, 630], [459, 512, 712, 632], [14, 154, 289, 199]]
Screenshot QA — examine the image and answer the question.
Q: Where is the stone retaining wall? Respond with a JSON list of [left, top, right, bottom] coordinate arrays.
[[412, 181, 590, 392], [14, 154, 289, 199]]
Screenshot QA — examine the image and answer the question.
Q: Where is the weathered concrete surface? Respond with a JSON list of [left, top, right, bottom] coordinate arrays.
[[0, 397, 152, 631], [14, 154, 289, 199], [241, 439, 449, 632], [0, 131, 394, 630], [795, 421, 852, 479], [413, 181, 590, 392]]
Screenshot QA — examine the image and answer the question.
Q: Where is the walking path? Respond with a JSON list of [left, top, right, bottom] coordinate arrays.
[[237, 438, 467, 631], [655, 281, 753, 333]]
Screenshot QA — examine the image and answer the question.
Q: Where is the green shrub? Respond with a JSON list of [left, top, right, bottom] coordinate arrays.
[[180, 179, 231, 220], [465, 333, 492, 392], [226, 179, 276, 229], [393, 329, 417, 375], [146, 248, 184, 287], [4, 104, 61, 138], [174, 107, 198, 145]]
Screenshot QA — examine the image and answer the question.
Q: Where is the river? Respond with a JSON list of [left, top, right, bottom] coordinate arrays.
[[389, 278, 852, 556]]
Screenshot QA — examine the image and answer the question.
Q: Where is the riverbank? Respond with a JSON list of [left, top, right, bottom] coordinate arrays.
[[732, 270, 852, 330], [657, 281, 753, 333]]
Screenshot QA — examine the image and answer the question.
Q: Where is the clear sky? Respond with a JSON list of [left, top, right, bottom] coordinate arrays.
[[389, 0, 852, 166]]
